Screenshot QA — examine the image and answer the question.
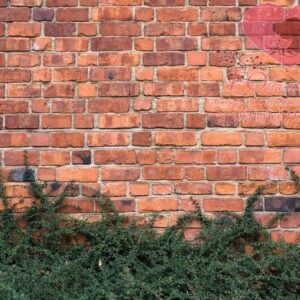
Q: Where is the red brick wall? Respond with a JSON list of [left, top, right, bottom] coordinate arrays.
[[0, 0, 299, 242]]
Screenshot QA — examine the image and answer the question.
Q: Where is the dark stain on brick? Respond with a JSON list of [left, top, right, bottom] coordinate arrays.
[[8, 168, 26, 182], [65, 183, 80, 197], [265, 197, 300, 212], [51, 181, 61, 191], [72, 150, 91, 165]]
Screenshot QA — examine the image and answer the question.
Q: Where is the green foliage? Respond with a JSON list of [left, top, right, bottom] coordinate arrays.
[[0, 168, 299, 300]]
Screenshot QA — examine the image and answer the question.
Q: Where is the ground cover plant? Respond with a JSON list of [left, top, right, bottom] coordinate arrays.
[[0, 166, 299, 300]]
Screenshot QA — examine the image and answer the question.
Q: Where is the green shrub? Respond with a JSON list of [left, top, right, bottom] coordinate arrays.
[[0, 167, 299, 299]]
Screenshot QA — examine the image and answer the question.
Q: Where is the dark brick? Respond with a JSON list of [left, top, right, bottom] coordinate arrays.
[[8, 168, 34, 182], [45, 23, 76, 37], [33, 8, 54, 21], [265, 197, 300, 212]]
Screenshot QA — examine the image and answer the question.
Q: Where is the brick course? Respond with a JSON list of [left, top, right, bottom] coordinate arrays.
[[0, 0, 299, 242]]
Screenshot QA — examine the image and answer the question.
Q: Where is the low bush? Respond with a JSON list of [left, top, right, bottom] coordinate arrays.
[[0, 167, 299, 299]]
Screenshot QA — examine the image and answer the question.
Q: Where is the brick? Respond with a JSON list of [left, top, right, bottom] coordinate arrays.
[[103, 183, 127, 197], [142, 113, 183, 128], [155, 132, 197, 146], [135, 7, 153, 21], [53, 68, 87, 82], [200, 67, 223, 81], [55, 38, 89, 52], [51, 133, 84, 148], [152, 184, 172, 195], [267, 132, 300, 147], [145, 0, 184, 6], [137, 150, 156, 165], [41, 151, 70, 166], [201, 131, 242, 145], [90, 67, 131, 81], [92, 37, 132, 51], [99, 114, 140, 128], [8, 23, 40, 37], [135, 38, 154, 51], [143, 166, 184, 180], [78, 84, 97, 98], [132, 132, 151, 146], [78, 54, 97, 66], [46, 0, 77, 6], [99, 83, 139, 97], [133, 98, 151, 111], [265, 197, 299, 212], [0, 101, 28, 114], [186, 114, 206, 129], [156, 8, 198, 21], [138, 198, 178, 212], [239, 150, 281, 164], [144, 83, 184, 96], [0, 38, 30, 52], [100, 22, 140, 36], [188, 23, 207, 36], [10, 0, 42, 6], [95, 150, 136, 165], [79, 23, 97, 36], [185, 167, 205, 180], [207, 113, 239, 127], [175, 183, 211, 195], [210, 51, 237, 67], [0, 133, 30, 147], [52, 100, 85, 113], [92, 7, 132, 21], [88, 133, 129, 147], [57, 168, 98, 183], [207, 166, 247, 180], [284, 149, 300, 163], [158, 67, 199, 81], [102, 167, 140, 181], [44, 53, 75, 66], [241, 113, 281, 128], [202, 8, 241, 21], [215, 183, 236, 195], [143, 53, 184, 66], [45, 23, 76, 37], [175, 150, 216, 164], [130, 183, 149, 196], [188, 83, 220, 96], [74, 115, 94, 129], [7, 83, 41, 98], [0, 8, 30, 21], [157, 99, 199, 112], [56, 8, 88, 22], [33, 8, 54, 21], [8, 53, 40, 67], [72, 150, 91, 165], [99, 53, 139, 66], [145, 23, 184, 36], [136, 68, 154, 81], [42, 115, 71, 129], [4, 150, 39, 166], [44, 84, 74, 98], [209, 23, 235, 36], [32, 38, 51, 51], [5, 115, 39, 129], [205, 99, 244, 112], [188, 52, 206, 66], [203, 198, 244, 212], [157, 37, 197, 51], [88, 99, 129, 113], [218, 149, 237, 164], [283, 114, 300, 129]]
